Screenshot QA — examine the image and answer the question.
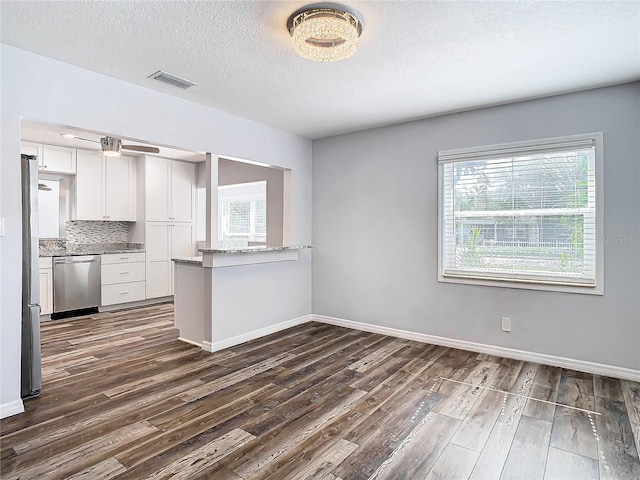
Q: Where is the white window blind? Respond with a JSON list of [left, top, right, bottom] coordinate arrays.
[[218, 181, 267, 247], [438, 133, 602, 290]]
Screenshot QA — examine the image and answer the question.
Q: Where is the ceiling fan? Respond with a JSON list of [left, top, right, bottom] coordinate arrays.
[[68, 135, 160, 156]]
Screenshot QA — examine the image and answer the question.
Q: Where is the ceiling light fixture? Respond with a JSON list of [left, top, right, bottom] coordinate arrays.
[[100, 137, 122, 157], [61, 133, 76, 139], [287, 6, 363, 62]]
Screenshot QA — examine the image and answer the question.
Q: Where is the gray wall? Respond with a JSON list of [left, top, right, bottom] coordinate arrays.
[[218, 158, 285, 246], [312, 83, 640, 370]]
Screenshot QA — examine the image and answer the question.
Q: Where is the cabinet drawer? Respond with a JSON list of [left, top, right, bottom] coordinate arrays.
[[39, 257, 53, 269], [101, 261, 145, 285], [101, 281, 146, 306], [101, 252, 146, 264]]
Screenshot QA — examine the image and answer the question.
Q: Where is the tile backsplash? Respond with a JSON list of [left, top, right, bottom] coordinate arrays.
[[65, 221, 129, 245]]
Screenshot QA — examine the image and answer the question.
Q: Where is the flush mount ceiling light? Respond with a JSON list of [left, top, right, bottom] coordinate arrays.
[[287, 6, 363, 62]]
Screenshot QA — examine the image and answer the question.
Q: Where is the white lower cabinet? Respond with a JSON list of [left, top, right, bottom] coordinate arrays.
[[39, 257, 53, 316], [102, 281, 146, 306], [145, 223, 172, 299], [145, 222, 194, 299], [101, 253, 146, 306]]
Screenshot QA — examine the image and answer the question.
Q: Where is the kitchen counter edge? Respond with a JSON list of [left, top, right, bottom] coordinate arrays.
[[40, 248, 145, 257], [198, 245, 312, 255]]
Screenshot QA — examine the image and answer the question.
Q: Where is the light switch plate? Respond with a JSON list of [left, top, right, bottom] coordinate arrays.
[[501, 317, 511, 332]]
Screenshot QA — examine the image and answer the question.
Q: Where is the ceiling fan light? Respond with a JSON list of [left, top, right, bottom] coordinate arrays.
[[100, 136, 122, 157], [288, 7, 362, 62]]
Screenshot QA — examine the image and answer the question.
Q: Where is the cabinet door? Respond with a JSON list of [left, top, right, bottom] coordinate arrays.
[[146, 261, 172, 299], [75, 151, 104, 220], [105, 156, 135, 221], [145, 157, 171, 221], [171, 223, 194, 258], [171, 161, 195, 222], [39, 268, 53, 315], [170, 222, 194, 295], [42, 145, 76, 174], [145, 222, 172, 298], [21, 142, 43, 168]]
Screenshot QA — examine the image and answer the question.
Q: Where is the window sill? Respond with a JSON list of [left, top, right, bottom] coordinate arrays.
[[438, 274, 603, 295]]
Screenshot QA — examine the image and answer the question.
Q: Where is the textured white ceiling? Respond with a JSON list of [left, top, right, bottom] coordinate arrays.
[[2, 1, 639, 139]]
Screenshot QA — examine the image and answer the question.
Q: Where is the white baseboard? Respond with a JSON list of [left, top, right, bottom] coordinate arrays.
[[204, 314, 313, 353], [312, 314, 640, 382], [178, 337, 204, 349], [0, 399, 24, 419]]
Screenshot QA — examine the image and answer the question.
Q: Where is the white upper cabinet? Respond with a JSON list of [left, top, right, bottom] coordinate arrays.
[[42, 145, 76, 174], [76, 151, 104, 220], [20, 142, 76, 174], [145, 157, 172, 221], [20, 141, 42, 159], [75, 151, 136, 221], [104, 156, 136, 220], [171, 161, 195, 223], [145, 157, 194, 223]]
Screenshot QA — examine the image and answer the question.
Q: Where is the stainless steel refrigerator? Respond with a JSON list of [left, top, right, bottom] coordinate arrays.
[[21, 154, 42, 399]]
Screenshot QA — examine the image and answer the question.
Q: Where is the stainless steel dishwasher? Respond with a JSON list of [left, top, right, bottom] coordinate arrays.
[[53, 255, 101, 315]]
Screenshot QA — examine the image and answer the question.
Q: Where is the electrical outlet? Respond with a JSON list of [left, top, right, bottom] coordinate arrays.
[[501, 317, 511, 332]]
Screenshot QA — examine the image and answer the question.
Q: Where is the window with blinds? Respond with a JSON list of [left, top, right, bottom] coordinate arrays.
[[218, 181, 267, 247], [437, 133, 603, 293]]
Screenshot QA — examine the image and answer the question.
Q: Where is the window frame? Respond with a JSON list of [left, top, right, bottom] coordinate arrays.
[[437, 132, 604, 295], [218, 181, 267, 244]]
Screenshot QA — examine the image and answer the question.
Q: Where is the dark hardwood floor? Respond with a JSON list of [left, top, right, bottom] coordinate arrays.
[[1, 303, 639, 479]]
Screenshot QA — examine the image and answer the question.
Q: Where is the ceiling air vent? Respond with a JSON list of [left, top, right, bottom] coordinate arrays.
[[148, 70, 198, 90]]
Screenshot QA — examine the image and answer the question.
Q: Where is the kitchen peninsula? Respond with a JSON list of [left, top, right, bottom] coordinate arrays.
[[173, 245, 312, 352]]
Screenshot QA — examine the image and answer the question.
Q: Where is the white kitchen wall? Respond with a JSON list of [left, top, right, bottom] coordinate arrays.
[[0, 44, 312, 418], [312, 83, 640, 372]]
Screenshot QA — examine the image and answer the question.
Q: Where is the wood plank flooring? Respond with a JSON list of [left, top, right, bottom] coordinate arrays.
[[1, 303, 639, 479]]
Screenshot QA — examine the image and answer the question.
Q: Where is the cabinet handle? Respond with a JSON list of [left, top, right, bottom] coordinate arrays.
[[120, 292, 130, 295], [119, 271, 130, 275], [119, 257, 129, 260]]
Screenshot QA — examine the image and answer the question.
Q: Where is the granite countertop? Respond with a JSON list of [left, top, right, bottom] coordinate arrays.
[[40, 243, 145, 257], [172, 256, 204, 265], [198, 245, 312, 254]]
